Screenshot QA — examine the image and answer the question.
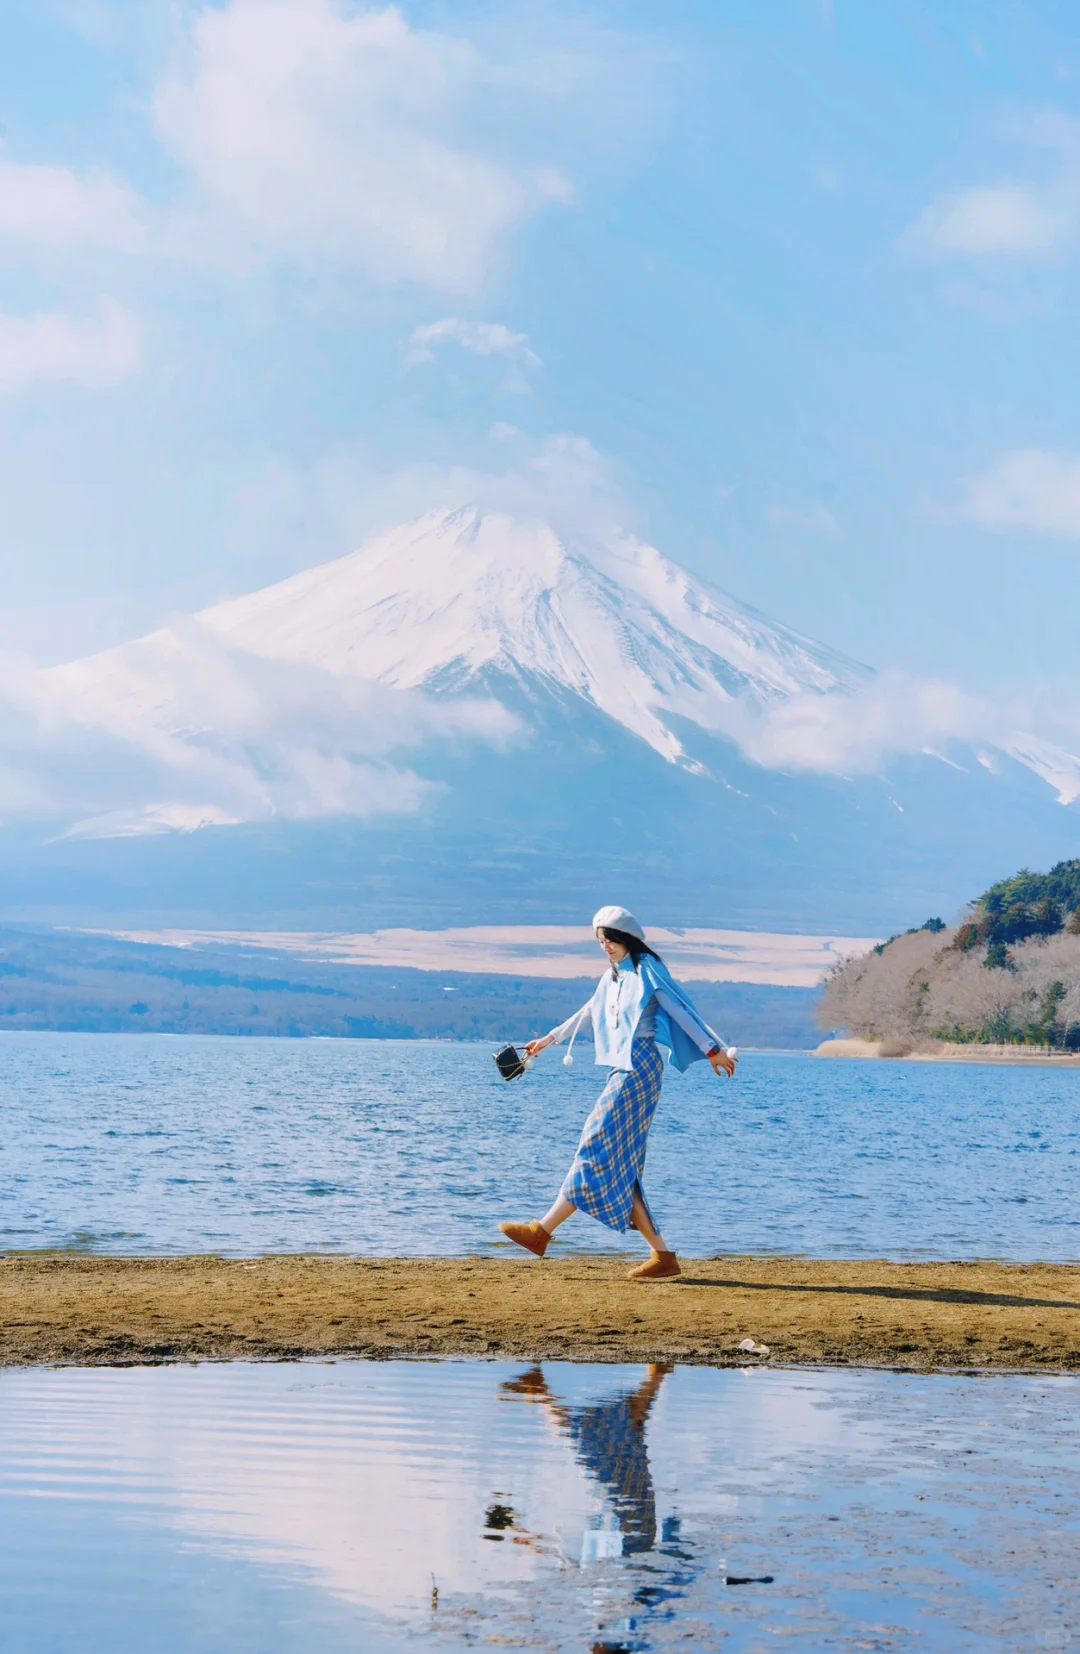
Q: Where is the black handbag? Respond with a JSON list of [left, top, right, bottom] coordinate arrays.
[[493, 1044, 527, 1082]]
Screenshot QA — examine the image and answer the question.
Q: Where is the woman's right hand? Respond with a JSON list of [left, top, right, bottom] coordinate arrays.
[[524, 1035, 555, 1059]]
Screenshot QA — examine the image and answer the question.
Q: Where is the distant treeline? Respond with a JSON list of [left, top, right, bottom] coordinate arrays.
[[823, 859, 1080, 1050], [0, 925, 821, 1048]]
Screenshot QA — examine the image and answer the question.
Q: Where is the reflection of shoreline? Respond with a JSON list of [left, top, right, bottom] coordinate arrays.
[[501, 1365, 671, 1557]]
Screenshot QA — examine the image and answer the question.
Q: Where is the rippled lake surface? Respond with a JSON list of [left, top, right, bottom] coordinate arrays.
[[2, 1032, 1079, 1259], [0, 1359, 1076, 1653]]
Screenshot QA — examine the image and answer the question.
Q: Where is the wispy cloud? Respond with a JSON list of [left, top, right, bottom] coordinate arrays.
[[154, 0, 572, 291], [913, 183, 1067, 257], [730, 671, 1080, 805], [0, 299, 141, 393], [0, 159, 148, 396], [222, 430, 634, 578], [734, 673, 989, 774], [0, 156, 147, 252], [405, 318, 540, 367], [0, 0, 618, 422], [956, 449, 1080, 539], [908, 113, 1080, 262], [0, 622, 518, 838]]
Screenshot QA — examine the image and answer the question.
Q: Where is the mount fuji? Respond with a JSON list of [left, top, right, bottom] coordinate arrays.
[[195, 506, 868, 769], [5, 506, 1079, 933]]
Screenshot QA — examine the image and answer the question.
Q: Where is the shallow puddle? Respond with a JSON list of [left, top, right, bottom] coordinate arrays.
[[0, 1360, 1077, 1651]]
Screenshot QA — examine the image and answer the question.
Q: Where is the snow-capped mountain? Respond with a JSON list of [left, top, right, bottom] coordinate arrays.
[[195, 506, 868, 768], [10, 504, 1078, 933], [39, 504, 878, 835]]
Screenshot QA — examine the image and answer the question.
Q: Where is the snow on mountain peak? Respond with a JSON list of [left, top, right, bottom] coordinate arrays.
[[200, 506, 868, 764], [20, 505, 1079, 841]]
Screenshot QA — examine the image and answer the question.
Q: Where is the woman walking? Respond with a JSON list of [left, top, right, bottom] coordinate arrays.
[[499, 906, 736, 1281]]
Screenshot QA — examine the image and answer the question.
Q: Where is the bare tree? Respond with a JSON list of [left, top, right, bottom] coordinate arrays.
[[821, 927, 1080, 1047]]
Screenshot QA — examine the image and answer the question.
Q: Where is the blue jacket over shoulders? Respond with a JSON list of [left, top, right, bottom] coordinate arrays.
[[553, 953, 725, 1074]]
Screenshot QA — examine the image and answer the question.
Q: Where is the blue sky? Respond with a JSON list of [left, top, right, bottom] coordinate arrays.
[[1, 0, 1079, 711]]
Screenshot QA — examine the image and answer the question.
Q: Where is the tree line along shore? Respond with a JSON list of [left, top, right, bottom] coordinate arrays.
[[819, 859, 1080, 1057]]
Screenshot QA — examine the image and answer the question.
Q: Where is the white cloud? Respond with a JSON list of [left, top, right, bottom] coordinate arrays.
[[154, 0, 572, 291], [913, 183, 1067, 257], [731, 671, 1080, 805], [0, 299, 142, 393], [956, 449, 1080, 539], [0, 156, 145, 398], [908, 114, 1080, 262], [734, 673, 988, 774], [0, 621, 518, 836], [219, 430, 633, 585], [0, 156, 146, 252], [8, 613, 1080, 827], [59, 802, 243, 841], [405, 318, 540, 367]]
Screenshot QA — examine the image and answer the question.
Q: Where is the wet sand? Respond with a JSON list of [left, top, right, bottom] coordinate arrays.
[[2, 1254, 1078, 1370]]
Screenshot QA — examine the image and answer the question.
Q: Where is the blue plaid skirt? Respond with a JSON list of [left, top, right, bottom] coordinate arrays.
[[562, 1037, 664, 1233]]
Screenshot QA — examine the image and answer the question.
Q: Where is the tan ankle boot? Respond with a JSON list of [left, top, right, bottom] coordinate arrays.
[[499, 1220, 550, 1258], [628, 1249, 681, 1281]]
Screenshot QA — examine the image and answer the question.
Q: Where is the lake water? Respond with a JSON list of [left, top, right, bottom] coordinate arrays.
[[0, 1359, 1076, 1652], [2, 1033, 1080, 1259]]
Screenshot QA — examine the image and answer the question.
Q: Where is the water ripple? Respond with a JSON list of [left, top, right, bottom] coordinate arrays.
[[1, 1034, 1078, 1259]]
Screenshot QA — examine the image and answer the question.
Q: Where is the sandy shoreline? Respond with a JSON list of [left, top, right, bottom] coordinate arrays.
[[2, 1254, 1078, 1372], [815, 1038, 1080, 1067]]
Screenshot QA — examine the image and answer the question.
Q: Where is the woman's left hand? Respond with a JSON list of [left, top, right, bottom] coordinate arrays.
[[709, 1048, 737, 1078]]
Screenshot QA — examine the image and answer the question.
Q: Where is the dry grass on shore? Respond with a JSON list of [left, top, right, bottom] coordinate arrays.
[[2, 1254, 1078, 1372], [815, 1037, 1080, 1065]]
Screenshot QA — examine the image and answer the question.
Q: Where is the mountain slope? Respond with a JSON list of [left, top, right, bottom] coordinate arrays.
[[10, 504, 1078, 933], [197, 506, 869, 767]]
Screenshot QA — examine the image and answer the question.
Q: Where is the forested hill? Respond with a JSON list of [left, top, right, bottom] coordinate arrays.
[[821, 859, 1080, 1050], [960, 860, 1080, 967]]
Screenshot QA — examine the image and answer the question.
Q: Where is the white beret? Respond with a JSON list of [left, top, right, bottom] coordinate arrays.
[[592, 905, 645, 942]]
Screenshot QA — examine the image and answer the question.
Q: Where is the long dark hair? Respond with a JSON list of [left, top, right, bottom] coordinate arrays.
[[600, 926, 662, 974]]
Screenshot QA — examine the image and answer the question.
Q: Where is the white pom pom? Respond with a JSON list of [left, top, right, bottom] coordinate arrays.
[[563, 1053, 574, 1068], [523, 1056, 535, 1070]]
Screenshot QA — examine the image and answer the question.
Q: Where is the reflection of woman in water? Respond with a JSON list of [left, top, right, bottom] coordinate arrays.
[[501, 1365, 671, 1553], [500, 906, 736, 1280]]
